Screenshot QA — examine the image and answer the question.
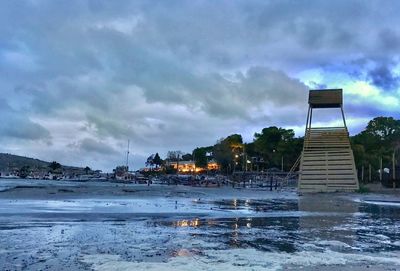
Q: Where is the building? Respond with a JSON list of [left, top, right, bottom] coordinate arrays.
[[166, 160, 220, 173]]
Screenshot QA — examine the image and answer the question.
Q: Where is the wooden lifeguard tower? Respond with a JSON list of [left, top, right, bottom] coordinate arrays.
[[299, 89, 359, 192]]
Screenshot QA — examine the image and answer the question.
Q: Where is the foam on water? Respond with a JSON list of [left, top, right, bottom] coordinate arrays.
[[363, 200, 400, 207], [81, 248, 400, 271]]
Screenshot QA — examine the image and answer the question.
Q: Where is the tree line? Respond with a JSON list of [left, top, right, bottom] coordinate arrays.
[[144, 116, 399, 176], [351, 117, 400, 181]]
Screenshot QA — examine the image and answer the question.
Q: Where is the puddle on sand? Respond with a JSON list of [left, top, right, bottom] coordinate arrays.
[[150, 195, 400, 268], [1, 192, 400, 270]]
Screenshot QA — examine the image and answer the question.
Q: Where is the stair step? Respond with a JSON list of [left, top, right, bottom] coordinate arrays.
[[299, 127, 359, 192]]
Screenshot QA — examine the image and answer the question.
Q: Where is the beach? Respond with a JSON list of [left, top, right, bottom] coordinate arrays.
[[1, 179, 400, 270]]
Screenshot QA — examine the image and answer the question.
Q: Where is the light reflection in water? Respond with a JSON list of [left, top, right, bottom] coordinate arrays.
[[173, 248, 193, 257], [246, 217, 252, 228], [174, 218, 200, 227], [231, 217, 239, 246]]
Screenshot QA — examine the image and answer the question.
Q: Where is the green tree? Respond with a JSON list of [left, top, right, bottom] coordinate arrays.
[[351, 131, 380, 167], [281, 137, 303, 171], [165, 165, 177, 174], [84, 166, 91, 174], [224, 134, 243, 145], [181, 153, 193, 161], [213, 139, 233, 172], [351, 116, 400, 173], [254, 127, 297, 169], [146, 154, 155, 169], [243, 142, 258, 171], [365, 117, 400, 142], [153, 153, 163, 168], [213, 134, 243, 173], [193, 147, 208, 168], [351, 144, 366, 168], [166, 151, 183, 161], [48, 161, 61, 172], [19, 166, 30, 178]]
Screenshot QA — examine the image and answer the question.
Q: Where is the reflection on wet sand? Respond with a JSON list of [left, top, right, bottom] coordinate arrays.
[[2, 180, 400, 270], [174, 218, 201, 227], [299, 194, 359, 247]]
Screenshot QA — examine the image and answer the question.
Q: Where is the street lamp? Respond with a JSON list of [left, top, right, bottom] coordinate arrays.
[[234, 154, 239, 172], [246, 159, 251, 172], [206, 152, 212, 175]]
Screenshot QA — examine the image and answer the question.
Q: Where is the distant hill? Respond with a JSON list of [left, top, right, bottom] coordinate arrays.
[[0, 153, 82, 172]]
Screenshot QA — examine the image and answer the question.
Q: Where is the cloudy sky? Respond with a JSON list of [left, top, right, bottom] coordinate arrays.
[[1, 1, 399, 171]]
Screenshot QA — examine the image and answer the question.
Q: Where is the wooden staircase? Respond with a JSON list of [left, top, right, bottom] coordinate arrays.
[[299, 127, 359, 192]]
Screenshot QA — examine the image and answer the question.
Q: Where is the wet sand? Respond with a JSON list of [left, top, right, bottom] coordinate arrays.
[[0, 179, 296, 199], [1, 179, 400, 270]]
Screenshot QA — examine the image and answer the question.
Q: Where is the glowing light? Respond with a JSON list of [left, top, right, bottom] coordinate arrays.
[[168, 161, 220, 173], [232, 199, 237, 208], [174, 218, 200, 227]]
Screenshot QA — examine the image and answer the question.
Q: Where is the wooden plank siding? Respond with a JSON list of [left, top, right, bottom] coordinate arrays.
[[299, 127, 359, 192], [309, 89, 343, 108]]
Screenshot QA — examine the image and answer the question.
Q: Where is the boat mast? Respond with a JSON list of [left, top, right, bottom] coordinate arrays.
[[126, 140, 130, 171]]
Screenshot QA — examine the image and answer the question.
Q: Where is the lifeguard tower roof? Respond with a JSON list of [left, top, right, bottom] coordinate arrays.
[[309, 89, 342, 108]]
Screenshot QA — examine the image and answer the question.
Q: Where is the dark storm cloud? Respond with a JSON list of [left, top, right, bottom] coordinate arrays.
[[379, 29, 400, 52], [1, 0, 400, 170], [78, 138, 118, 155], [0, 99, 50, 141], [368, 65, 400, 90], [346, 102, 400, 120]]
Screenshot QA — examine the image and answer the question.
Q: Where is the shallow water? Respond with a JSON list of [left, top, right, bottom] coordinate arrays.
[[1, 180, 400, 270]]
